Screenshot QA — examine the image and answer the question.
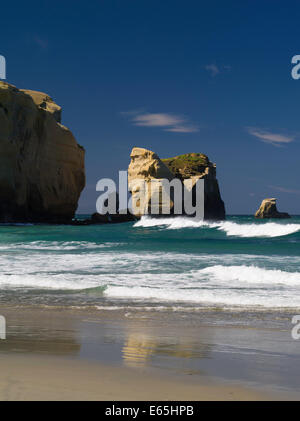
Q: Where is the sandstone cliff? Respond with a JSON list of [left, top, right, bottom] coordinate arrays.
[[255, 198, 291, 219], [0, 82, 85, 222], [128, 147, 225, 220]]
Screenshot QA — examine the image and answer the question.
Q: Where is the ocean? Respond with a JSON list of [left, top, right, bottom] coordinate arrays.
[[0, 215, 300, 311]]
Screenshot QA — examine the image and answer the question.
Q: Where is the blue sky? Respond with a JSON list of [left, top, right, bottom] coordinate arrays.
[[1, 0, 300, 214]]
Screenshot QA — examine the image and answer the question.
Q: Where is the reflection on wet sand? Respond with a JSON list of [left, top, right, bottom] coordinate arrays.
[[0, 308, 81, 356], [122, 333, 156, 367], [122, 329, 212, 368]]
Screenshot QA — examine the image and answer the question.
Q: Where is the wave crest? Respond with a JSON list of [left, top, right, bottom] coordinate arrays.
[[134, 216, 300, 237]]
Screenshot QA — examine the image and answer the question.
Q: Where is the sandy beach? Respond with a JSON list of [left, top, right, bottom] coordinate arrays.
[[0, 353, 271, 401], [0, 305, 298, 400]]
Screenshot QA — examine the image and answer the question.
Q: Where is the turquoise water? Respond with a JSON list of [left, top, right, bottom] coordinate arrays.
[[0, 215, 300, 310]]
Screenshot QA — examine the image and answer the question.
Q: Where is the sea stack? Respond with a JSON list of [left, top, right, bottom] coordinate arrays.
[[128, 147, 225, 220], [0, 82, 85, 223], [255, 198, 291, 219]]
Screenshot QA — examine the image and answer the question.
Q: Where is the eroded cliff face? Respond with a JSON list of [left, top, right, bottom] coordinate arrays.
[[255, 198, 290, 219], [128, 147, 225, 220], [0, 82, 85, 222]]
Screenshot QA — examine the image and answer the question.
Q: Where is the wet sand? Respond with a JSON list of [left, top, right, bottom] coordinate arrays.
[[0, 305, 298, 400]]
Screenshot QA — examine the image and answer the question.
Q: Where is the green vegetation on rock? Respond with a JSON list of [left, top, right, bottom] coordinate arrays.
[[161, 153, 212, 179]]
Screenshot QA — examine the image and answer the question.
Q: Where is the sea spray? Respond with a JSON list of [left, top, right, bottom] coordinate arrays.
[[134, 216, 300, 237]]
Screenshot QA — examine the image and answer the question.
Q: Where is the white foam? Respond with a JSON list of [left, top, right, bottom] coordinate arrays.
[[134, 216, 300, 237], [0, 235, 299, 308], [0, 241, 117, 251], [200, 265, 300, 286], [103, 285, 300, 308], [217, 221, 300, 238], [0, 273, 101, 290], [0, 258, 300, 307], [95, 264, 300, 308], [134, 216, 207, 229]]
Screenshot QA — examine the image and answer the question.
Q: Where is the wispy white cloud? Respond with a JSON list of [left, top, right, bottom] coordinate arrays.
[[269, 185, 300, 195], [246, 127, 295, 146], [165, 125, 198, 133], [122, 111, 199, 133], [205, 64, 232, 77], [34, 36, 48, 49], [205, 64, 220, 77], [133, 113, 183, 128]]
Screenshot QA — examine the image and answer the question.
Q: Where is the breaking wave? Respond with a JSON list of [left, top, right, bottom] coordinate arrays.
[[134, 216, 300, 237], [1, 262, 299, 308]]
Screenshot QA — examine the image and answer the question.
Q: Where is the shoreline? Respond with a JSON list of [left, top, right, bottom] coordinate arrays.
[[0, 304, 299, 400]]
